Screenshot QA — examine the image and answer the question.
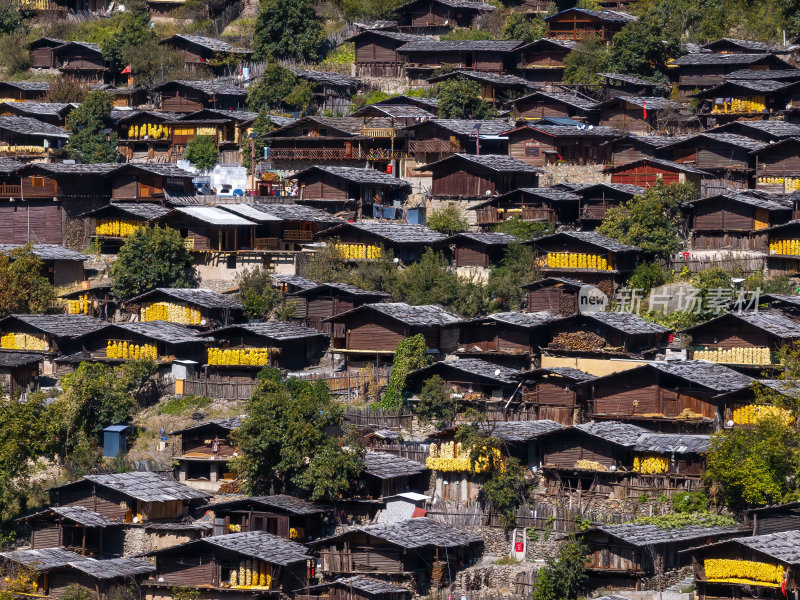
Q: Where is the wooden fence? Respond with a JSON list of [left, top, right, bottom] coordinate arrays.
[[369, 441, 429, 464], [293, 370, 390, 401], [344, 406, 413, 430]]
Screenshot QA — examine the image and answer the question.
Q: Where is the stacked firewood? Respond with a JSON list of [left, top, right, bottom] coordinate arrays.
[[551, 331, 607, 351]]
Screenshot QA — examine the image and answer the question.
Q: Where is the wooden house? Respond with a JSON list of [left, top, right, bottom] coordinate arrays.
[[669, 53, 791, 99], [291, 165, 411, 217], [546, 312, 670, 358], [144, 531, 311, 597], [605, 158, 712, 191], [154, 206, 258, 253], [502, 124, 619, 168], [303, 576, 412, 600], [426, 70, 536, 105], [288, 282, 390, 344], [0, 352, 42, 398], [471, 187, 580, 228], [205, 321, 329, 371], [349, 31, 427, 78], [516, 39, 578, 84], [0, 244, 87, 287], [52, 41, 106, 82], [607, 134, 676, 167], [693, 80, 793, 124], [544, 8, 637, 42], [526, 230, 639, 294], [51, 472, 209, 523], [403, 119, 510, 163], [682, 310, 800, 367], [314, 222, 446, 264], [110, 163, 194, 201], [94, 84, 148, 108], [0, 115, 69, 159], [0, 549, 155, 599], [372, 94, 440, 116], [315, 518, 482, 591], [269, 274, 317, 295], [443, 231, 515, 267], [421, 153, 541, 197], [324, 302, 460, 367], [360, 452, 429, 500], [60, 280, 113, 321], [588, 360, 754, 433], [746, 502, 800, 536], [456, 311, 558, 361], [0, 80, 50, 102], [555, 182, 644, 226], [753, 136, 800, 193], [405, 357, 521, 403], [123, 288, 243, 328], [153, 80, 247, 112], [290, 68, 363, 114], [582, 521, 745, 589], [509, 90, 597, 121], [159, 34, 252, 72], [0, 101, 73, 126], [767, 219, 800, 274], [598, 72, 669, 99], [701, 38, 782, 54], [523, 277, 586, 316], [169, 418, 240, 492], [394, 0, 496, 31], [594, 96, 686, 135], [114, 110, 182, 163], [517, 366, 595, 424], [688, 191, 791, 252], [0, 314, 105, 363], [29, 37, 67, 69], [83, 203, 171, 253], [395, 39, 524, 84], [205, 495, 328, 541], [20, 506, 123, 557], [691, 530, 800, 600]]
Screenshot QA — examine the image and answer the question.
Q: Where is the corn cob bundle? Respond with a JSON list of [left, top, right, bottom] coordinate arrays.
[[96, 218, 141, 237], [769, 239, 800, 255], [575, 459, 608, 471], [1, 146, 46, 154], [106, 341, 157, 360], [331, 243, 382, 260], [207, 347, 273, 366], [141, 302, 201, 325], [67, 294, 90, 315], [704, 558, 783, 587], [1, 332, 47, 350], [694, 347, 771, 365], [633, 455, 669, 474], [546, 252, 609, 270], [732, 404, 793, 426]]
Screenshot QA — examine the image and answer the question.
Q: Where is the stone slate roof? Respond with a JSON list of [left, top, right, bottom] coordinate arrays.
[[724, 68, 800, 81], [333, 302, 460, 326], [118, 162, 195, 178], [634, 433, 711, 454], [114, 321, 209, 345], [599, 96, 683, 110], [83, 202, 172, 221], [247, 203, 343, 223], [672, 52, 779, 66], [519, 124, 620, 138], [351, 103, 436, 119], [718, 120, 800, 138], [202, 531, 310, 565], [521, 276, 587, 291], [80, 472, 209, 502], [702, 38, 781, 52], [170, 416, 242, 435], [290, 68, 361, 88], [290, 282, 390, 298], [211, 321, 327, 341], [358, 517, 483, 549], [270, 274, 317, 290], [155, 80, 247, 96], [364, 452, 427, 479], [511, 91, 597, 111], [445, 232, 517, 246], [410, 358, 520, 384], [408, 119, 511, 137], [0, 80, 51, 91], [26, 506, 114, 527], [560, 182, 647, 196], [648, 360, 754, 393], [207, 494, 327, 515], [595, 522, 745, 546], [0, 314, 106, 338], [544, 8, 636, 23], [575, 421, 651, 446], [0, 115, 69, 138], [69, 557, 156, 579], [697, 79, 791, 95], [684, 310, 800, 339], [0, 101, 73, 117], [25, 162, 119, 175], [586, 311, 670, 335], [0, 352, 42, 368], [760, 378, 800, 400], [531, 230, 640, 253], [0, 157, 24, 175], [295, 165, 411, 187], [318, 221, 446, 244], [397, 40, 524, 53], [126, 288, 243, 310], [350, 30, 427, 42], [422, 153, 542, 174], [0, 244, 89, 261], [331, 576, 411, 596], [605, 158, 712, 176], [0, 548, 84, 570], [402, 0, 495, 9], [732, 530, 800, 565], [55, 40, 101, 54], [528, 366, 596, 382], [689, 191, 791, 212], [428, 70, 536, 88], [486, 419, 563, 442], [163, 34, 251, 54], [598, 73, 665, 86]]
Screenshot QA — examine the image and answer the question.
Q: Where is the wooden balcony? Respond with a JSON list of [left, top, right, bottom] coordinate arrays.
[[475, 206, 554, 225], [360, 128, 395, 138], [254, 237, 279, 250], [266, 147, 407, 161], [409, 139, 460, 154], [283, 230, 313, 242]]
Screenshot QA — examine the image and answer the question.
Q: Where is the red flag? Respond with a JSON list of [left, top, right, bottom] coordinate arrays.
[[782, 571, 787, 595], [121, 64, 131, 74], [643, 101, 648, 119]]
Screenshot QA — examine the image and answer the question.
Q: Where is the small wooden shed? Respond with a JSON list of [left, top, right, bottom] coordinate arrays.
[[420, 153, 541, 197], [204, 494, 329, 541]]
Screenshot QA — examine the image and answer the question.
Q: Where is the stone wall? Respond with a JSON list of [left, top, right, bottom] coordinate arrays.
[[539, 164, 608, 187]]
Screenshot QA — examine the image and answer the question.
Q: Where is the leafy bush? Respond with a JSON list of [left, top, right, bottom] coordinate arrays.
[[671, 491, 709, 514], [247, 63, 312, 113], [627, 261, 670, 293], [440, 28, 494, 40], [0, 245, 55, 317], [381, 334, 429, 410], [184, 135, 218, 172], [426, 203, 468, 235], [633, 512, 736, 529], [236, 265, 294, 320], [502, 12, 547, 42], [493, 218, 552, 241], [436, 76, 495, 119], [416, 375, 456, 429], [562, 37, 609, 86], [532, 534, 588, 600], [156, 395, 212, 416]]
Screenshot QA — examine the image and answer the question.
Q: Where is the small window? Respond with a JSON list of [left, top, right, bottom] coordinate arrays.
[[226, 255, 236, 269], [524, 142, 540, 157]]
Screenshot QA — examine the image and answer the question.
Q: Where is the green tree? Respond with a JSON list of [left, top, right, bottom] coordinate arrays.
[[246, 63, 313, 113], [58, 585, 93, 600], [627, 261, 670, 293], [704, 416, 800, 509], [426, 203, 468, 235], [493, 218, 552, 241], [0, 0, 21, 37], [532, 535, 589, 600], [481, 456, 529, 529], [232, 373, 364, 500], [65, 90, 118, 163], [253, 0, 324, 62], [242, 110, 270, 175], [236, 266, 294, 320], [486, 243, 539, 311], [301, 242, 399, 294], [111, 226, 198, 300], [0, 245, 55, 317], [440, 28, 495, 40], [562, 37, 609, 86], [502, 12, 547, 42], [597, 183, 696, 256], [436, 77, 496, 119], [416, 374, 456, 429], [608, 6, 683, 81], [100, 5, 157, 79], [381, 334, 429, 410], [183, 135, 218, 172]]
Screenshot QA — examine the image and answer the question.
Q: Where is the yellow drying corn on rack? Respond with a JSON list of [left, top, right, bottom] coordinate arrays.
[[704, 558, 784, 587], [633, 455, 669, 474], [0, 145, 47, 154], [332, 243, 382, 260], [711, 96, 766, 114], [426, 441, 498, 473], [106, 341, 158, 360], [96, 218, 141, 237], [207, 347, 273, 366], [289, 527, 304, 539], [67, 294, 91, 315], [575, 459, 609, 471], [127, 124, 171, 140], [769, 239, 800, 255], [0, 332, 47, 351], [758, 177, 800, 192], [694, 347, 772, 365], [141, 302, 202, 325], [732, 404, 794, 426], [545, 252, 611, 270], [229, 559, 272, 589]]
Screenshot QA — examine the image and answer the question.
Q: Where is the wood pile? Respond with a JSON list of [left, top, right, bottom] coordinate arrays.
[[551, 331, 607, 351]]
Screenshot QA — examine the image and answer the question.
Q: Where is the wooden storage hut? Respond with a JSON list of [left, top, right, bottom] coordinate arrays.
[[670, 53, 791, 98], [420, 153, 541, 197], [701, 38, 782, 54], [52, 41, 106, 82], [589, 361, 754, 432], [682, 310, 800, 367], [693, 80, 793, 124], [688, 191, 790, 252], [517, 366, 595, 424], [605, 158, 712, 190], [168, 417, 240, 492], [746, 502, 800, 536], [426, 70, 536, 105], [396, 39, 524, 83], [372, 94, 440, 116], [360, 452, 429, 500], [706, 119, 800, 143], [159, 34, 252, 71], [123, 288, 242, 329], [526, 230, 639, 294], [544, 8, 637, 42], [83, 203, 171, 253], [394, 0, 496, 31], [0, 80, 50, 102], [204, 495, 328, 541], [471, 187, 580, 228], [349, 31, 427, 78], [144, 531, 311, 596], [502, 124, 619, 168], [598, 72, 668, 99], [350, 102, 436, 126], [0, 314, 105, 359], [110, 163, 194, 201], [444, 231, 515, 267], [555, 182, 644, 226], [29, 37, 67, 69], [456, 311, 558, 359], [0, 115, 69, 159], [523, 277, 585, 316], [690, 530, 800, 600], [0, 351, 42, 398], [0, 244, 87, 287], [51, 472, 209, 523], [767, 219, 800, 274], [538, 421, 647, 473], [153, 80, 247, 112], [206, 321, 329, 371], [269, 274, 318, 295], [303, 576, 412, 600], [154, 206, 258, 253], [509, 90, 597, 121], [315, 222, 446, 264], [595, 96, 686, 135], [20, 506, 121, 557], [404, 119, 510, 162], [324, 302, 460, 367], [516, 39, 578, 84], [753, 136, 800, 193], [607, 134, 676, 167], [0, 101, 73, 126], [546, 312, 670, 358], [405, 357, 521, 402], [114, 109, 182, 163], [315, 518, 482, 591]]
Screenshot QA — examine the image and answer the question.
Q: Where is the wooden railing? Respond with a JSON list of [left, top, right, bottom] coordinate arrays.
[[475, 207, 502, 224], [360, 128, 395, 138], [266, 147, 407, 160], [254, 237, 279, 250], [283, 230, 313, 242], [0, 184, 21, 197], [409, 139, 460, 154]]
